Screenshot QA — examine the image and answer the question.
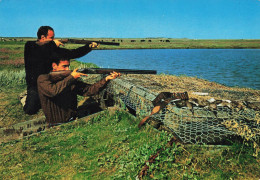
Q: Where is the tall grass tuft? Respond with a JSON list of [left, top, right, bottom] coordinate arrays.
[[0, 70, 26, 87], [0, 61, 98, 88]]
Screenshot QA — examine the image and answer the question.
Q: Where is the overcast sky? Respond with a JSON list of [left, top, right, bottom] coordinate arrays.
[[0, 0, 259, 39]]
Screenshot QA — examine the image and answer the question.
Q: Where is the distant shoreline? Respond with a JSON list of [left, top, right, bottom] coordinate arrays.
[[1, 38, 260, 49]]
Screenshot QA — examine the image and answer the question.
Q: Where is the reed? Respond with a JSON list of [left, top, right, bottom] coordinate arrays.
[[0, 70, 26, 87]]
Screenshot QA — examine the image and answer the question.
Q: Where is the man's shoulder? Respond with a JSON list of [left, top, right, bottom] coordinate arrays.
[[25, 41, 36, 47], [37, 74, 50, 81], [25, 41, 35, 43]]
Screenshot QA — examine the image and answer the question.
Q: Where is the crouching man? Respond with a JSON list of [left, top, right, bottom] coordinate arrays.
[[37, 58, 120, 127]]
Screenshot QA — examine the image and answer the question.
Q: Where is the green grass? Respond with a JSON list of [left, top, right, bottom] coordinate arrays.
[[0, 42, 24, 71], [70, 38, 260, 49], [0, 40, 260, 179], [1, 110, 259, 179], [1, 38, 260, 51], [0, 110, 177, 179], [0, 70, 26, 87]]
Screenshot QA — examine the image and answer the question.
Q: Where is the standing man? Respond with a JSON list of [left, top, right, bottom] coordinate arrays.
[[23, 26, 98, 115], [37, 57, 120, 127]]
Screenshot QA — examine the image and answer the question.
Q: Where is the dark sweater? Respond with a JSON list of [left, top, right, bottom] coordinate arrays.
[[24, 41, 92, 87], [37, 73, 108, 124]]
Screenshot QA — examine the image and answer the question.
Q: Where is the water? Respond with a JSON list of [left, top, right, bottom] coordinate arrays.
[[79, 49, 260, 90]]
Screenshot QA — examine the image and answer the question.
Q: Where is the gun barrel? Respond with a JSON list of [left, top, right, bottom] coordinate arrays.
[[49, 68, 156, 82], [61, 39, 120, 46], [77, 68, 157, 74]]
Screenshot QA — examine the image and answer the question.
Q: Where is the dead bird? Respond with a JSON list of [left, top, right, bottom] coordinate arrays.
[[207, 98, 216, 103], [208, 102, 218, 111], [197, 99, 210, 107], [189, 98, 199, 107], [217, 100, 232, 108]]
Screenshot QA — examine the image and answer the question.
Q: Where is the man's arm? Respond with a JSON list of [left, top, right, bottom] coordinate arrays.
[[75, 79, 108, 97], [53, 41, 98, 60], [75, 71, 120, 97], [37, 74, 76, 98]]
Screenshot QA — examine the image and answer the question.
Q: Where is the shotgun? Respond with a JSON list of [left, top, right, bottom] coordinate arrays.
[[49, 68, 157, 82], [77, 68, 156, 74], [60, 38, 120, 46]]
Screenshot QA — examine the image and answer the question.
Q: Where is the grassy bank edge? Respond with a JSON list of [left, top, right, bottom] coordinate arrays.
[[1, 108, 259, 179]]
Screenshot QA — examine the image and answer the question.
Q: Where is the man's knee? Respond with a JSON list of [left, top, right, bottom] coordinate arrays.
[[22, 88, 41, 115], [23, 102, 41, 115]]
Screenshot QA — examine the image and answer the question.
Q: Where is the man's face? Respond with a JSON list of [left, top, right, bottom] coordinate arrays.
[[42, 30, 55, 41], [52, 60, 70, 71]]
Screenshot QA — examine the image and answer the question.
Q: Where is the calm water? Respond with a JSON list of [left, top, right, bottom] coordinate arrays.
[[79, 49, 260, 90]]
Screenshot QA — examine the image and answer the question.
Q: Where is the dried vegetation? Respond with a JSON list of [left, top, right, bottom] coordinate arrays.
[[127, 74, 259, 101]]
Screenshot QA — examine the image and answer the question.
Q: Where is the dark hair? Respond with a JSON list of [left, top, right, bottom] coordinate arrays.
[[51, 52, 70, 65], [37, 26, 54, 39], [52, 59, 70, 66]]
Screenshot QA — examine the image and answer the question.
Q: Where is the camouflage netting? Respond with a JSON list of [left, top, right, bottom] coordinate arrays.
[[103, 76, 260, 145]]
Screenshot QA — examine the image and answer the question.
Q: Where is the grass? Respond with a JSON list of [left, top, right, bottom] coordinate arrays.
[[0, 110, 173, 179], [0, 40, 259, 179], [63, 38, 260, 49], [1, 38, 260, 51], [1, 110, 259, 179], [0, 42, 24, 71]]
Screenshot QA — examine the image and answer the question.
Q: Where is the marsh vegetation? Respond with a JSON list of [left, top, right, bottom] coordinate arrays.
[[0, 40, 259, 179]]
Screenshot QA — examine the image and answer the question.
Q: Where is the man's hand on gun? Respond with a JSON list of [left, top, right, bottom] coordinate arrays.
[[52, 40, 98, 48], [71, 68, 88, 79], [71, 68, 120, 81], [89, 42, 99, 48], [105, 71, 121, 81], [53, 39, 64, 47]]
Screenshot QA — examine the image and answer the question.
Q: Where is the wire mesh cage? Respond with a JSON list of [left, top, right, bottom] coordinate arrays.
[[105, 77, 260, 145]]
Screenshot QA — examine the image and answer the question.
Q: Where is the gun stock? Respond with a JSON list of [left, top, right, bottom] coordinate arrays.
[[60, 39, 120, 46]]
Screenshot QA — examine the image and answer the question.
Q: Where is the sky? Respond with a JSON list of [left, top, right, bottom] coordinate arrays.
[[0, 0, 259, 39]]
